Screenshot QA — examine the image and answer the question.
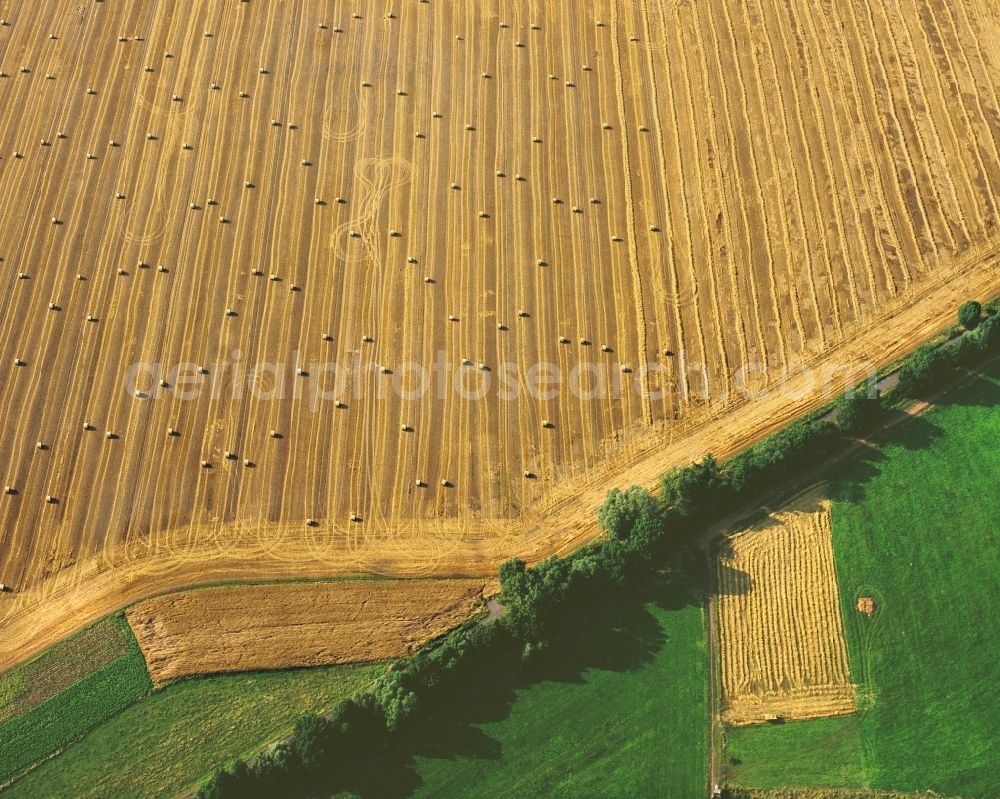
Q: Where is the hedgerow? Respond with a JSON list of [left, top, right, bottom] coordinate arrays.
[[195, 297, 998, 798]]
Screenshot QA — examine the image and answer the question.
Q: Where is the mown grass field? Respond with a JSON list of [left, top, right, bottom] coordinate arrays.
[[340, 575, 709, 799], [725, 359, 1000, 797], [5, 664, 384, 799], [725, 715, 866, 789], [0, 615, 151, 784]]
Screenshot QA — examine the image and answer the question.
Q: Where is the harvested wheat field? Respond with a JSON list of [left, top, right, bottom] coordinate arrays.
[[717, 493, 855, 726], [1, 0, 1000, 672], [126, 578, 495, 685]]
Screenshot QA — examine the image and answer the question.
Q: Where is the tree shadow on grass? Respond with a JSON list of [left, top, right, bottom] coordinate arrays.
[[868, 408, 943, 451], [833, 361, 997, 505], [337, 570, 704, 799], [827, 414, 944, 506], [930, 367, 1000, 409]]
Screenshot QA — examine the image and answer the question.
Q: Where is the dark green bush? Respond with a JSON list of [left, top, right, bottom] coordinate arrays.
[[894, 344, 950, 398], [660, 455, 725, 519], [942, 331, 982, 366], [958, 299, 982, 330], [290, 714, 338, 774], [835, 392, 881, 434], [371, 671, 420, 732], [197, 760, 256, 799], [725, 419, 838, 497], [597, 486, 658, 540], [976, 311, 1000, 350]]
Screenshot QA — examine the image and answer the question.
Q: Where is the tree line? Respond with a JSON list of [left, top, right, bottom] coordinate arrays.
[[196, 298, 999, 798]]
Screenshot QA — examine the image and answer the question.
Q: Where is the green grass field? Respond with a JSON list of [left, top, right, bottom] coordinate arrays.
[[5, 664, 384, 799], [8, 366, 993, 799], [725, 716, 865, 789], [344, 575, 709, 799], [0, 615, 151, 784], [725, 361, 1000, 798]]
